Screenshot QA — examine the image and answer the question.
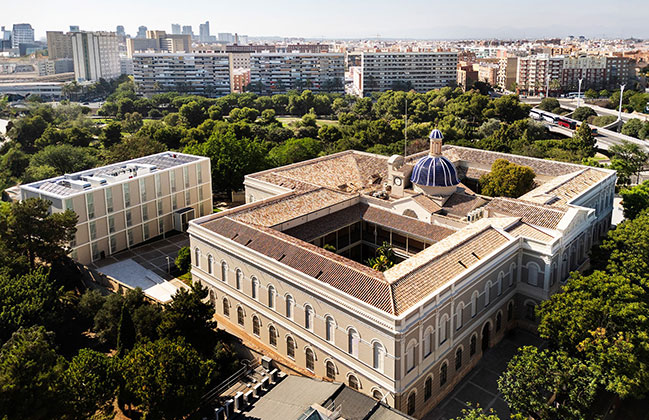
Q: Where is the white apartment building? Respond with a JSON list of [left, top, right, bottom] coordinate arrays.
[[71, 31, 120, 82], [133, 53, 231, 97], [249, 53, 345, 95], [11, 23, 34, 48], [46, 31, 73, 60], [20, 152, 212, 265], [358, 52, 458, 96]]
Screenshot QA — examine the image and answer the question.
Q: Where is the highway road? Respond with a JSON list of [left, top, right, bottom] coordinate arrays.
[[521, 96, 649, 122]]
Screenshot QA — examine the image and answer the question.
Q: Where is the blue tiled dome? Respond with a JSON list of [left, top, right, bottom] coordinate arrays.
[[429, 129, 444, 140], [410, 155, 460, 187]]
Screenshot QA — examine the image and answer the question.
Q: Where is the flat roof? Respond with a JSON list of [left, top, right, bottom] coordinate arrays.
[[21, 152, 205, 199]]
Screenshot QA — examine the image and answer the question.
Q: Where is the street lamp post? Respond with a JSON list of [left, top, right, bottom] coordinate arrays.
[[166, 256, 171, 274], [577, 78, 584, 107], [618, 84, 626, 122]]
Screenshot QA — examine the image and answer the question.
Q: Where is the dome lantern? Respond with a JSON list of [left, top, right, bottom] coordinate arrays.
[[409, 129, 459, 196]]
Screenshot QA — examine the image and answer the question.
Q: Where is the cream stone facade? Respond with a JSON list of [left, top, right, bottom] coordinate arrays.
[[188, 137, 615, 418]]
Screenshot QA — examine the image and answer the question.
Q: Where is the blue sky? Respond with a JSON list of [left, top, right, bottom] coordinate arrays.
[[5, 0, 649, 40]]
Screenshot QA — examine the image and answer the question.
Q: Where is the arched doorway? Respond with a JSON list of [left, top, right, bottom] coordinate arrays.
[[481, 322, 491, 352]]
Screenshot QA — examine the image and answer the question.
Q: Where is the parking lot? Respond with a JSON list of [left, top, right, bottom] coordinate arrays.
[[91, 233, 189, 281]]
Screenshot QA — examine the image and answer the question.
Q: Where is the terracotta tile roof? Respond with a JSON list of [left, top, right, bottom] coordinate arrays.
[[442, 192, 488, 218], [390, 227, 509, 314], [360, 204, 456, 242], [251, 151, 388, 193], [253, 173, 320, 192], [506, 221, 555, 242], [484, 197, 566, 229], [231, 188, 353, 227], [521, 168, 611, 207], [411, 194, 442, 213], [201, 216, 395, 314], [284, 205, 362, 242]]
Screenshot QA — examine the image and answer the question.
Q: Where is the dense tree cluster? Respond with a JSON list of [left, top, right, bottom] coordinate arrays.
[[0, 197, 238, 420], [498, 196, 649, 418], [479, 159, 536, 198]]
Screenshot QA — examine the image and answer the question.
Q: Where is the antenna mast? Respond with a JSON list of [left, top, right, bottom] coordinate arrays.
[[404, 98, 408, 157]]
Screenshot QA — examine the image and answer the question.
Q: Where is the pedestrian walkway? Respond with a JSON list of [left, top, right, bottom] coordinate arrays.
[[423, 329, 544, 420]]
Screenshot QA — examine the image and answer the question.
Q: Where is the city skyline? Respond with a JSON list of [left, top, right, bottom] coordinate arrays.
[[4, 0, 649, 40]]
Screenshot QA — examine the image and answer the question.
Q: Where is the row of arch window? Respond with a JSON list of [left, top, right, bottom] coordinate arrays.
[[406, 302, 513, 375], [199, 254, 388, 372]]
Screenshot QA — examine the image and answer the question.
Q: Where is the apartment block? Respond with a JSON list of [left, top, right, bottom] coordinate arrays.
[[231, 67, 251, 93], [71, 31, 120, 82], [133, 53, 231, 97], [37, 58, 74, 76], [359, 52, 458, 96], [497, 57, 519, 91], [20, 152, 212, 266], [249, 53, 345, 95], [561, 55, 607, 91], [46, 31, 73, 60], [126, 31, 192, 57], [605, 56, 635, 88], [516, 54, 563, 95], [477, 62, 499, 87]]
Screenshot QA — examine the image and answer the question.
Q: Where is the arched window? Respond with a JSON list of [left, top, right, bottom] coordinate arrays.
[[497, 272, 503, 295], [509, 263, 516, 286], [471, 291, 479, 317], [373, 390, 383, 401], [222, 297, 230, 317], [304, 305, 314, 331], [348, 328, 360, 357], [440, 363, 448, 386], [305, 348, 315, 371], [455, 347, 463, 370], [207, 255, 214, 274], [456, 303, 464, 330], [326, 361, 336, 380], [269, 325, 277, 347], [267, 285, 275, 309], [237, 306, 244, 326], [286, 295, 294, 319], [252, 315, 260, 336], [236, 269, 243, 290], [423, 328, 433, 357], [209, 289, 216, 306], [221, 261, 228, 282], [348, 374, 359, 390], [287, 336, 295, 359], [424, 376, 432, 400], [406, 341, 416, 372], [527, 263, 539, 286], [194, 248, 201, 268], [470, 334, 477, 356], [496, 312, 502, 331], [526, 301, 536, 321], [484, 281, 491, 307], [551, 263, 557, 287], [373, 342, 384, 371], [325, 316, 335, 342], [507, 301, 514, 321], [251, 277, 259, 299], [439, 315, 448, 344], [407, 392, 416, 416]]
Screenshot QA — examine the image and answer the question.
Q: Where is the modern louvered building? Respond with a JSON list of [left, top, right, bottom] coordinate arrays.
[[188, 131, 615, 418], [20, 152, 212, 265]]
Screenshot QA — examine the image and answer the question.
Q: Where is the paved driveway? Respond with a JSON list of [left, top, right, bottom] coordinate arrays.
[[91, 233, 189, 281], [423, 329, 544, 420]]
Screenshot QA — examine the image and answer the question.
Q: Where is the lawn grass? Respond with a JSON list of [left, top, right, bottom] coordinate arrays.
[[276, 117, 339, 127], [177, 272, 192, 286]]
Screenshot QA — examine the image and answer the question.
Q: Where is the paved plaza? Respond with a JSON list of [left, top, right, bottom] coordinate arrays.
[[423, 329, 544, 420], [91, 233, 189, 281]]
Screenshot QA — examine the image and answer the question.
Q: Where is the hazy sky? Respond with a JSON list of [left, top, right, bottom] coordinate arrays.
[[4, 0, 649, 40]]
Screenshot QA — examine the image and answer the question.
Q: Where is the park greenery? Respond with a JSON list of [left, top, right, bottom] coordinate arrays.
[[0, 198, 238, 419], [479, 159, 536, 198], [497, 193, 649, 419], [1, 77, 609, 198]]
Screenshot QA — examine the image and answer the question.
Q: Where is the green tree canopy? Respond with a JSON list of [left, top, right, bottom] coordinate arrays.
[[498, 346, 598, 419], [609, 140, 648, 186], [175, 246, 191, 273], [62, 348, 118, 419], [564, 122, 596, 159], [479, 159, 536, 198], [268, 137, 323, 167], [572, 106, 597, 121], [0, 326, 66, 420], [537, 97, 560, 113], [119, 337, 216, 420], [620, 181, 649, 220]]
